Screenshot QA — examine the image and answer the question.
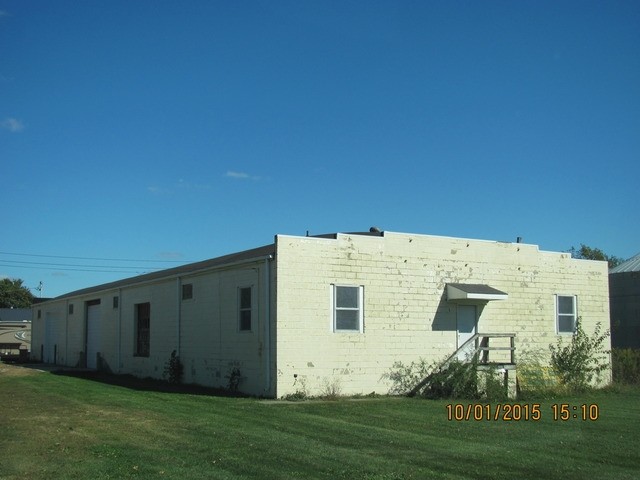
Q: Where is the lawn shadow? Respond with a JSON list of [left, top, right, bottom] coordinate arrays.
[[50, 368, 249, 398]]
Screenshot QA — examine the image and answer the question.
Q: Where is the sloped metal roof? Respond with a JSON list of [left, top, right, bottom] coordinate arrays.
[[48, 243, 275, 302], [610, 253, 640, 273], [446, 283, 508, 301]]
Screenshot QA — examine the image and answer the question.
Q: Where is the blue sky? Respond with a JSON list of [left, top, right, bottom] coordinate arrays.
[[2, 1, 639, 298]]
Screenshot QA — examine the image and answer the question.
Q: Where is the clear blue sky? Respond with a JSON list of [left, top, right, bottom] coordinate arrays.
[[2, 1, 639, 298]]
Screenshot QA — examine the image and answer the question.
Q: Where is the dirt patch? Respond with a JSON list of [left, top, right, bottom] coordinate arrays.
[[0, 362, 43, 377]]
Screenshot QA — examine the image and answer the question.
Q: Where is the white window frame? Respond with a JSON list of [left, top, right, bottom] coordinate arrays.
[[331, 284, 364, 333], [556, 295, 577, 334]]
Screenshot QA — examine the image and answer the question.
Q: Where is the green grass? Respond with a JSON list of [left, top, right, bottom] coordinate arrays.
[[1, 365, 639, 479]]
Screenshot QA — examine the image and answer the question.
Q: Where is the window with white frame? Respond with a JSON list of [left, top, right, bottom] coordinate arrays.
[[332, 285, 363, 332], [556, 295, 577, 333]]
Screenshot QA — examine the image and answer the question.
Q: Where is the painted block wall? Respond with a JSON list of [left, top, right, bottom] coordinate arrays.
[[177, 264, 273, 395], [274, 232, 610, 397], [31, 257, 274, 396]]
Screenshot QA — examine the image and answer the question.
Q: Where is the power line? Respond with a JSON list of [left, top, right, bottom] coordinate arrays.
[[0, 263, 155, 274], [0, 258, 164, 270], [0, 250, 190, 263]]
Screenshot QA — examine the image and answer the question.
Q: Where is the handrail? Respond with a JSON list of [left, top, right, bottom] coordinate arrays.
[[407, 332, 516, 397]]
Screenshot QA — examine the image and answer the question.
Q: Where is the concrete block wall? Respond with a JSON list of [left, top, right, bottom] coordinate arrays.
[[274, 232, 610, 397], [31, 257, 274, 397]]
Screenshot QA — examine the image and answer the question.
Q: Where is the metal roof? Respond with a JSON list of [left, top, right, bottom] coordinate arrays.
[[446, 283, 509, 301], [610, 253, 640, 274], [47, 243, 275, 302]]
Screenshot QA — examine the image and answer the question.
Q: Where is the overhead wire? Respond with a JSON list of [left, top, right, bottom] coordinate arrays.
[[0, 250, 190, 263], [0, 250, 193, 274]]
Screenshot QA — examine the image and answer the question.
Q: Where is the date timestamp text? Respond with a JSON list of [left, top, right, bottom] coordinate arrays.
[[446, 403, 600, 422]]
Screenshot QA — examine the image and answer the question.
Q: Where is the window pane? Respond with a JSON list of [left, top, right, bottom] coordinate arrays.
[[558, 296, 574, 315], [558, 315, 574, 333], [240, 310, 252, 331], [336, 286, 358, 308], [240, 288, 252, 309], [336, 310, 359, 330], [138, 302, 150, 320]]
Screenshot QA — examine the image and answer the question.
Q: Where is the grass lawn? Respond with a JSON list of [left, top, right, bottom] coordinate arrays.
[[1, 363, 639, 479]]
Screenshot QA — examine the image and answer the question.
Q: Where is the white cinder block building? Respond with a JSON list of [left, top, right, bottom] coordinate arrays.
[[31, 230, 611, 397]]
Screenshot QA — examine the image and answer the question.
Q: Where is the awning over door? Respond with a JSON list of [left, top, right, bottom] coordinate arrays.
[[446, 283, 508, 302]]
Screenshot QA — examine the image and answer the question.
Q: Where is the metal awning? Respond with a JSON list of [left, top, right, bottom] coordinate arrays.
[[446, 283, 508, 302]]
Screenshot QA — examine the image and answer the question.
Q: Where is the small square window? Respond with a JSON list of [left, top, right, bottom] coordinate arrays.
[[68, 304, 74, 315], [37, 309, 41, 319], [182, 283, 193, 300], [239, 287, 252, 331], [113, 296, 119, 309]]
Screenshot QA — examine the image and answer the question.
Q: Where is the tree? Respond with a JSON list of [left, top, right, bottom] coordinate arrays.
[[549, 319, 610, 392], [0, 278, 35, 308], [568, 244, 624, 269]]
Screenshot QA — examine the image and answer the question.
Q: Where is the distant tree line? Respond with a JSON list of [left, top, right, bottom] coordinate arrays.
[[568, 244, 624, 269], [0, 278, 35, 308]]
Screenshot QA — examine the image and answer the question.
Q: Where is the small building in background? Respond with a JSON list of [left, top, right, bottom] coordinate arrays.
[[610, 253, 640, 349], [0, 308, 32, 361]]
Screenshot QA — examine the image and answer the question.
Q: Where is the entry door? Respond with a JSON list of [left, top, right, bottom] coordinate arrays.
[[86, 303, 101, 369], [457, 305, 477, 359]]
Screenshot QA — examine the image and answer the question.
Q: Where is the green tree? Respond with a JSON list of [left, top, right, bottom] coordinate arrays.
[[549, 319, 610, 392], [569, 244, 624, 269], [0, 278, 35, 308]]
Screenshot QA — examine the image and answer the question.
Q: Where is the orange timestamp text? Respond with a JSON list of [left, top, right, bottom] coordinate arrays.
[[446, 403, 600, 422]]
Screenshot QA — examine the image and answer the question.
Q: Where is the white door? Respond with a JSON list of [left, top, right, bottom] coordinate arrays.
[[86, 303, 101, 369], [457, 305, 477, 360]]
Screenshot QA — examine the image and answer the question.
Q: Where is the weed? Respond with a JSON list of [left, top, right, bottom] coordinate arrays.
[[319, 377, 343, 399], [225, 367, 242, 392], [163, 350, 184, 384], [612, 348, 640, 384], [283, 375, 308, 401], [549, 319, 610, 392], [383, 358, 432, 395]]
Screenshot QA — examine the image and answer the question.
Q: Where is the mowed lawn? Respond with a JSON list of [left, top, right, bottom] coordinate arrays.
[[0, 364, 638, 480]]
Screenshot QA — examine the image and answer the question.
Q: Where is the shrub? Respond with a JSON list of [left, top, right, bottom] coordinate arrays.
[[383, 358, 432, 395], [282, 376, 309, 401], [549, 319, 610, 392], [163, 350, 183, 384], [478, 368, 509, 401], [612, 348, 640, 384], [421, 359, 479, 400], [225, 367, 242, 392], [319, 377, 343, 400], [516, 348, 562, 399], [384, 357, 485, 400]]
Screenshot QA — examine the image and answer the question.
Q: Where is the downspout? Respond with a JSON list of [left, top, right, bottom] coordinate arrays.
[[176, 277, 182, 356], [264, 255, 273, 396]]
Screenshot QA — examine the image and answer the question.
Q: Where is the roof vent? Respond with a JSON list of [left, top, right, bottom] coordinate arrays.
[[369, 226, 381, 233]]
